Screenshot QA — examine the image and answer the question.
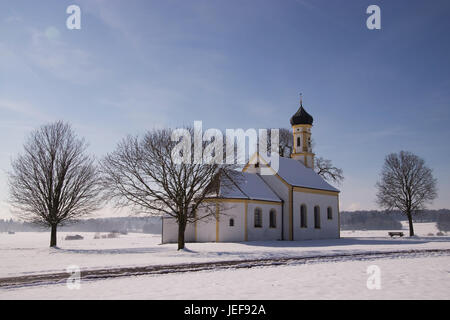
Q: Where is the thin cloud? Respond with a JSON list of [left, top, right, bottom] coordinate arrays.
[[0, 99, 47, 121], [25, 26, 105, 84]]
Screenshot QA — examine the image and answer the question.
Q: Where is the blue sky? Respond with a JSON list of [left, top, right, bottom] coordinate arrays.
[[0, 0, 449, 218]]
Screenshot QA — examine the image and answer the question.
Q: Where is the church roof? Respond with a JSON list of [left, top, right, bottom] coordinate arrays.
[[290, 105, 313, 126], [247, 153, 339, 193], [276, 157, 339, 192], [218, 171, 282, 203]]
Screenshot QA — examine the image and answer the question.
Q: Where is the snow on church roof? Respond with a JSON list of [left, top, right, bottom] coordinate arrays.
[[275, 156, 339, 192], [219, 172, 282, 203], [252, 154, 340, 193]]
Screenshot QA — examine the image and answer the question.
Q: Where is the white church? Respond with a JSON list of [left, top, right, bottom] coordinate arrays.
[[162, 100, 340, 243]]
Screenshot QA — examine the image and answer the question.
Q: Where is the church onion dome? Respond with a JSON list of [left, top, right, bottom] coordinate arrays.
[[290, 105, 313, 126]]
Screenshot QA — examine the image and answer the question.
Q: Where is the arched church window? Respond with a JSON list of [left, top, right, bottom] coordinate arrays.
[[300, 204, 307, 228], [297, 137, 301, 148], [254, 208, 262, 228], [314, 206, 321, 229], [229, 218, 234, 227], [269, 209, 276, 228]]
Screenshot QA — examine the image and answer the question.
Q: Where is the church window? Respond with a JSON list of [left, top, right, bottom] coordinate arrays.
[[300, 204, 307, 228], [314, 206, 321, 229], [297, 137, 301, 148], [327, 207, 333, 220], [229, 218, 234, 227], [269, 209, 276, 228], [254, 208, 262, 228]]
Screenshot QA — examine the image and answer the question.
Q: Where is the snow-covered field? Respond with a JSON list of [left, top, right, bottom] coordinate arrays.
[[0, 223, 448, 278], [1, 255, 449, 299], [0, 222, 449, 299]]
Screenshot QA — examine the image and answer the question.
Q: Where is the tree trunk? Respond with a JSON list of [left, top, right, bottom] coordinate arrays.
[[50, 224, 57, 247], [177, 220, 186, 250], [406, 211, 415, 237]]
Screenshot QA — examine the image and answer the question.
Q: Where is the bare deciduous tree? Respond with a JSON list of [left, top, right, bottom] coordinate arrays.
[[8, 121, 102, 247], [315, 157, 344, 185], [101, 128, 239, 250], [376, 151, 437, 236]]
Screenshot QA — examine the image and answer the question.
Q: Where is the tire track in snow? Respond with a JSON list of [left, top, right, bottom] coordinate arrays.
[[1, 248, 449, 289]]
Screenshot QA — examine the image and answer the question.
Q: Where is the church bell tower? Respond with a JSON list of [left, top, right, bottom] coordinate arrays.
[[290, 94, 315, 169]]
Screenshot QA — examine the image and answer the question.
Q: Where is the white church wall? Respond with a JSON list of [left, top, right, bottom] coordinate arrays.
[[195, 206, 217, 242], [162, 193, 339, 243], [163, 200, 284, 243], [161, 217, 177, 244], [292, 192, 339, 240], [217, 202, 246, 242], [246, 202, 283, 241], [161, 217, 195, 244], [186, 222, 195, 242], [257, 174, 290, 240]]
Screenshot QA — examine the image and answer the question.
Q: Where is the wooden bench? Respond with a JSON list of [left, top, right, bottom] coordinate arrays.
[[388, 232, 404, 238]]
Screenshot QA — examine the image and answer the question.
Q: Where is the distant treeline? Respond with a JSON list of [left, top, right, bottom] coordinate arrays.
[[341, 209, 450, 231], [341, 211, 403, 230], [2, 209, 450, 233], [0, 216, 162, 234]]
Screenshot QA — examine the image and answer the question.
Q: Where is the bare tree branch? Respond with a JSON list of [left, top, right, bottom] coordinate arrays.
[[315, 157, 344, 185]]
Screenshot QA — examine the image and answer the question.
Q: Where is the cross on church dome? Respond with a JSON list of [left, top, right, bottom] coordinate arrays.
[[290, 94, 314, 126]]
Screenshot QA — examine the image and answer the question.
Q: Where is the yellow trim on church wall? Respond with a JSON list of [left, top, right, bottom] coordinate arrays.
[[337, 195, 341, 239], [293, 186, 339, 196], [242, 162, 251, 172], [244, 200, 248, 241], [204, 198, 282, 206], [289, 186, 293, 240], [292, 124, 312, 130], [302, 131, 307, 152], [291, 152, 315, 157], [242, 152, 259, 172]]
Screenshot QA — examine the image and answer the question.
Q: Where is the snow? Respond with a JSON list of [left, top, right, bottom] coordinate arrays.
[[219, 172, 281, 202], [1, 255, 449, 299], [0, 223, 448, 279], [257, 153, 339, 192], [343, 222, 443, 237], [276, 156, 339, 192]]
